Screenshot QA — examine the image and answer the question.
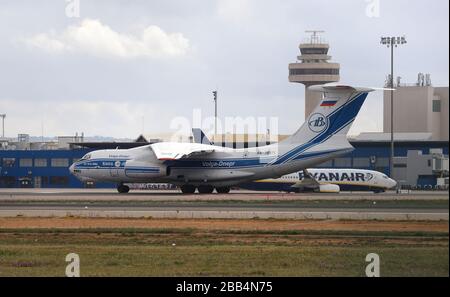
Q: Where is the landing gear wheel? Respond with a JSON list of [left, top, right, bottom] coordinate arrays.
[[198, 185, 214, 194], [180, 185, 196, 194], [117, 184, 130, 194], [215, 187, 231, 194]]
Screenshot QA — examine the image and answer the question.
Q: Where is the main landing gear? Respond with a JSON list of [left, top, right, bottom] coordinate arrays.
[[215, 186, 231, 194], [197, 185, 214, 194], [180, 185, 196, 194], [180, 185, 231, 194], [117, 184, 130, 194]]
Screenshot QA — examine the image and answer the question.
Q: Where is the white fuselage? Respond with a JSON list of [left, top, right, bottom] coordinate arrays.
[[241, 169, 397, 192], [70, 142, 353, 187]]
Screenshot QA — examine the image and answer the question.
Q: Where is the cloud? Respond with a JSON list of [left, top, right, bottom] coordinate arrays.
[[23, 19, 190, 58], [0, 97, 173, 138]]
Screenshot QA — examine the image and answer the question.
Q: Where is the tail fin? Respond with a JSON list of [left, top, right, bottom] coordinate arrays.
[[271, 84, 374, 165], [282, 83, 374, 145], [192, 128, 212, 145]]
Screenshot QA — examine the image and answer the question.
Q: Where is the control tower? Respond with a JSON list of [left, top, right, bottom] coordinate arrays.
[[289, 31, 340, 118]]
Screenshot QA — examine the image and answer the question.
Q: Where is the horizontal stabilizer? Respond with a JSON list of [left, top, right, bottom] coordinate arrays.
[[308, 83, 375, 93]]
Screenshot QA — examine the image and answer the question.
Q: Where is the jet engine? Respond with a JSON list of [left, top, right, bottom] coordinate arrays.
[[316, 184, 340, 193]]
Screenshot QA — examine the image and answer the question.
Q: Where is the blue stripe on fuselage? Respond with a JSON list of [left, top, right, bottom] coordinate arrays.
[[164, 149, 347, 169]]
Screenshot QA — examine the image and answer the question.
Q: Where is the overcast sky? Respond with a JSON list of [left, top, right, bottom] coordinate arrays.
[[0, 0, 448, 139]]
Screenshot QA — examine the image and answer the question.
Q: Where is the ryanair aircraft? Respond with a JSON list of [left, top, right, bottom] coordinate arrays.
[[70, 84, 377, 194], [238, 169, 397, 193]]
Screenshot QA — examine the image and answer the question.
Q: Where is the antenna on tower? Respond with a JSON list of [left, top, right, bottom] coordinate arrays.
[[304, 30, 325, 44]]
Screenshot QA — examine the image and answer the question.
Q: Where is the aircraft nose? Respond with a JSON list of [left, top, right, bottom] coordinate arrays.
[[390, 179, 397, 189], [69, 163, 75, 174]]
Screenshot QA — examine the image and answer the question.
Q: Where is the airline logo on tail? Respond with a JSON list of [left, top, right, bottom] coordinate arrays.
[[308, 113, 328, 133]]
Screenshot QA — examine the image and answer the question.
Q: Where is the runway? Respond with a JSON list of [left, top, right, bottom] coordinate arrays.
[[0, 189, 448, 221], [0, 188, 448, 201]]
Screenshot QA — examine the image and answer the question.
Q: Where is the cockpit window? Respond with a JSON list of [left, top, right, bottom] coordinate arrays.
[[80, 153, 91, 161]]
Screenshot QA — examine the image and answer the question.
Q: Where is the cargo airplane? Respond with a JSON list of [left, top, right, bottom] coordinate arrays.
[[70, 84, 376, 194], [191, 130, 397, 193]]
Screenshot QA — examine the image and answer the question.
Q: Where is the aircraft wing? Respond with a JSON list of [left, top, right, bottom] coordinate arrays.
[[291, 169, 320, 189], [150, 142, 215, 161]]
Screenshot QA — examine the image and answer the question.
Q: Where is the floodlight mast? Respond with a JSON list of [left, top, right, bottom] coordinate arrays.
[[0, 114, 5, 138], [213, 90, 218, 144], [380, 36, 407, 182]]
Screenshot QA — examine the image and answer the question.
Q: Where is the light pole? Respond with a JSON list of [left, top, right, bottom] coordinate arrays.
[[0, 114, 5, 138], [380, 36, 407, 178], [213, 90, 218, 144]]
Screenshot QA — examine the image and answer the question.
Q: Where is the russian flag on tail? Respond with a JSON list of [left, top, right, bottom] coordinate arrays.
[[320, 100, 338, 107]]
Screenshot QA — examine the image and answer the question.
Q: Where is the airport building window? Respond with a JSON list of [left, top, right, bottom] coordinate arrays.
[[333, 158, 352, 167], [432, 100, 441, 112], [33, 176, 48, 187], [40, 176, 49, 186], [353, 157, 370, 168], [0, 176, 16, 187], [49, 176, 69, 185], [2, 158, 16, 167], [51, 158, 69, 167], [34, 158, 48, 167], [19, 158, 33, 167], [301, 48, 328, 55], [394, 164, 407, 168], [289, 68, 339, 76]]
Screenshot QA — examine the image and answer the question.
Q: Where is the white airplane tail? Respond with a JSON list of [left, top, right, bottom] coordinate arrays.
[[272, 83, 374, 165]]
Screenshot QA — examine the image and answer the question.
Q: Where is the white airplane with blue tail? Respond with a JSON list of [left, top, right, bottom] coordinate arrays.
[[70, 83, 375, 194]]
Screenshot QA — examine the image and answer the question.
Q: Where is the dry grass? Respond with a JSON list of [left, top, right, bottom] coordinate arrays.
[[0, 217, 448, 232], [0, 217, 448, 277]]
